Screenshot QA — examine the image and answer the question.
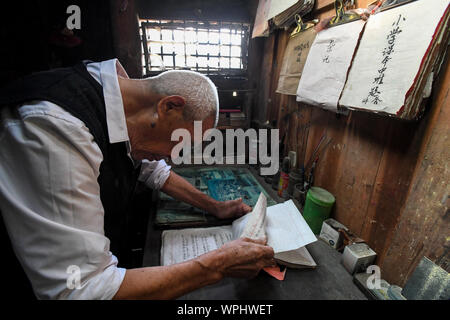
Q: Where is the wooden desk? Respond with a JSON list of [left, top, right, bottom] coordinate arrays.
[[142, 167, 366, 300]]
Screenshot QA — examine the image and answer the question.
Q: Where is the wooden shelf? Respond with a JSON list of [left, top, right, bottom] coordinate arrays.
[[216, 118, 248, 130]]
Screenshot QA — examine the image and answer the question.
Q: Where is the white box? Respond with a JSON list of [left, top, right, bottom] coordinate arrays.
[[319, 218, 348, 249], [342, 243, 377, 275]]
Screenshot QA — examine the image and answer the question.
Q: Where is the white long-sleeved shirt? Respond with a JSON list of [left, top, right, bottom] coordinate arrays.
[[0, 59, 171, 299]]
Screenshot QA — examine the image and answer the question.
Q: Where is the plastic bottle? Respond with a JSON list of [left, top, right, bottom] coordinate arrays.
[[277, 157, 290, 198]]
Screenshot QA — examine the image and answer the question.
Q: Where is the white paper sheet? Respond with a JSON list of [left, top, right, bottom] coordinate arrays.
[[161, 194, 317, 266], [339, 0, 449, 116], [296, 20, 366, 112], [265, 200, 317, 253], [161, 226, 233, 266], [274, 247, 316, 268], [267, 0, 298, 19], [233, 193, 267, 240]]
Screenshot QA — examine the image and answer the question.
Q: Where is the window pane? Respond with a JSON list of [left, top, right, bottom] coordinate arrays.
[[231, 46, 241, 57], [162, 44, 174, 54], [163, 55, 174, 68], [161, 29, 172, 41], [208, 44, 219, 56], [197, 44, 209, 55], [175, 55, 186, 68], [208, 57, 219, 68], [187, 56, 197, 67], [186, 44, 196, 55], [139, 19, 248, 72], [149, 54, 163, 67], [209, 32, 219, 44], [148, 28, 160, 41], [220, 57, 230, 68], [185, 30, 196, 43], [231, 33, 242, 45], [149, 43, 161, 54], [197, 57, 208, 68], [198, 31, 208, 43], [231, 58, 240, 69], [174, 43, 184, 55], [220, 32, 230, 45], [220, 46, 230, 56], [173, 29, 184, 42]]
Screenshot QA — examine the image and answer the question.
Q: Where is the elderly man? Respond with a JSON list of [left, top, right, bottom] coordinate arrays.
[[0, 59, 275, 299]]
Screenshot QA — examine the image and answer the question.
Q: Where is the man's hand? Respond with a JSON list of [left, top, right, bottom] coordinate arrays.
[[161, 172, 252, 220], [197, 238, 275, 279], [213, 198, 252, 219], [114, 237, 275, 300]]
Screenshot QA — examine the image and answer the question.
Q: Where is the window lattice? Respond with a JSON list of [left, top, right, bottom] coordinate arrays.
[[139, 19, 250, 75]]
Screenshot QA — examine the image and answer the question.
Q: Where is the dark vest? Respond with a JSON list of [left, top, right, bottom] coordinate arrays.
[[0, 62, 142, 278]]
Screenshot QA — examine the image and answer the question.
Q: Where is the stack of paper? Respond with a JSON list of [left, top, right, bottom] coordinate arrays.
[[339, 0, 450, 120], [229, 112, 246, 126], [252, 0, 315, 38], [296, 19, 366, 112], [272, 0, 315, 29]]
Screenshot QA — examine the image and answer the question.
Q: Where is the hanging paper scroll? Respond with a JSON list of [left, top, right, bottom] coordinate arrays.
[[296, 20, 366, 112], [339, 0, 450, 120], [276, 27, 317, 95]]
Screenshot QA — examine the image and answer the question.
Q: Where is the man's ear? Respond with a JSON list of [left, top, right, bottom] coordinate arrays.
[[157, 95, 186, 118]]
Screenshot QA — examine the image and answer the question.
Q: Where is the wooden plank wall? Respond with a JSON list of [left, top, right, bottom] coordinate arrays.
[[110, 0, 143, 78], [253, 0, 450, 285]]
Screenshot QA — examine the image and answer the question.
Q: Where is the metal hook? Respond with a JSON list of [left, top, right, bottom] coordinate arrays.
[[290, 14, 318, 37], [327, 0, 361, 28]]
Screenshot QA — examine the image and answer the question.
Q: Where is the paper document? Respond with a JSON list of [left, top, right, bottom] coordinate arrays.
[[296, 20, 366, 112], [252, 0, 315, 37], [161, 193, 317, 267], [276, 27, 317, 95], [237, 191, 267, 240], [339, 0, 450, 119], [267, 0, 298, 20]]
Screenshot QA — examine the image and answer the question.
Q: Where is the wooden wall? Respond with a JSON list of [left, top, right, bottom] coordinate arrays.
[[252, 0, 450, 285]]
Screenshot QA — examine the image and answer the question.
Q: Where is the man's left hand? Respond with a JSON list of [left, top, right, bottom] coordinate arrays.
[[213, 198, 252, 220]]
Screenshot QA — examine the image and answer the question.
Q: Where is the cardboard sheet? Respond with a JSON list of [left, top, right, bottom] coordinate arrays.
[[276, 27, 317, 95]]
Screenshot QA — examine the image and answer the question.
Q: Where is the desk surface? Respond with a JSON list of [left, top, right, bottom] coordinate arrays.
[[143, 166, 366, 300]]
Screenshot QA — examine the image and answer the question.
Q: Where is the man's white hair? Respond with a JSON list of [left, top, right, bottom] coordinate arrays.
[[148, 70, 219, 127]]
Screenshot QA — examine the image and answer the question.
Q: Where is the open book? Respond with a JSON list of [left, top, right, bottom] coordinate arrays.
[[339, 0, 450, 119], [161, 193, 317, 268]]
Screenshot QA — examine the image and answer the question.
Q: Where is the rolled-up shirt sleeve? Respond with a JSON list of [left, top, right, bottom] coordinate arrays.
[[138, 159, 171, 190], [0, 103, 126, 299]]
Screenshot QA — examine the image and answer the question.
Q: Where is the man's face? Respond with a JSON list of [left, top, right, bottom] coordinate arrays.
[[133, 113, 215, 162]]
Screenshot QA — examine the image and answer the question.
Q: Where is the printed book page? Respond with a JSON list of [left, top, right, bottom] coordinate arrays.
[[232, 193, 267, 241], [296, 19, 366, 112], [161, 226, 233, 266], [339, 0, 449, 116], [161, 193, 317, 266], [275, 246, 316, 268]]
